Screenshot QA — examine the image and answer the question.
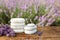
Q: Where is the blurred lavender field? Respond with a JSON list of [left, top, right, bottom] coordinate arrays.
[[0, 0, 60, 26]]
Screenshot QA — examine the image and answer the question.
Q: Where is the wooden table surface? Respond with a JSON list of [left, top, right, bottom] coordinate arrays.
[[0, 26, 60, 40]]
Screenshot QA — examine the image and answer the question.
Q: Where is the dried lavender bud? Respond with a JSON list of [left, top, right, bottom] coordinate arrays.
[[35, 31, 43, 36]]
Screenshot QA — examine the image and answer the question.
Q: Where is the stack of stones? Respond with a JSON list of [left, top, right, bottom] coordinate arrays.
[[10, 18, 25, 33], [24, 23, 37, 34]]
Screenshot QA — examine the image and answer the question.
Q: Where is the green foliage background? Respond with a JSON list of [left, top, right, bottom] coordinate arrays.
[[0, 5, 60, 26]]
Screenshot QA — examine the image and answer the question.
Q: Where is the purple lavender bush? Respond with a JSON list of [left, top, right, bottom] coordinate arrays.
[[0, 0, 60, 26]]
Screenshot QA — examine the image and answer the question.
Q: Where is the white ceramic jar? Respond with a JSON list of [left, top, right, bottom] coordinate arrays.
[[24, 23, 37, 34], [10, 18, 25, 33]]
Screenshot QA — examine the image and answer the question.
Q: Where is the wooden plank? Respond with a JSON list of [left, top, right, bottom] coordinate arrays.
[[42, 26, 60, 37], [0, 26, 60, 40]]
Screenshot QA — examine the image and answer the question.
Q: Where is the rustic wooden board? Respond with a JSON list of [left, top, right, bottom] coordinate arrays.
[[0, 26, 60, 40]]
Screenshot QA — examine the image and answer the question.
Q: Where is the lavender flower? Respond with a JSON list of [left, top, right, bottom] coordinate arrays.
[[34, 16, 38, 20], [2, 0, 16, 9], [20, 5, 28, 10], [45, 18, 55, 26], [45, 0, 55, 5], [39, 15, 47, 25]]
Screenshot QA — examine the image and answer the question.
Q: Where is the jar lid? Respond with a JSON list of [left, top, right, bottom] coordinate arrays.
[[10, 18, 25, 22]]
